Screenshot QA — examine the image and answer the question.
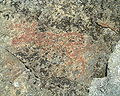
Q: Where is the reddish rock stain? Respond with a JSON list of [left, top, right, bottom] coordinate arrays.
[[10, 22, 94, 80]]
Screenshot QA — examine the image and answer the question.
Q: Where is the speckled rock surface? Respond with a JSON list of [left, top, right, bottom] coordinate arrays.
[[89, 40, 120, 96], [0, 0, 120, 96]]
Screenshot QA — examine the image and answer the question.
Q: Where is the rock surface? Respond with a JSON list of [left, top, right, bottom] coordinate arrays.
[[89, 40, 120, 96], [0, 0, 120, 96]]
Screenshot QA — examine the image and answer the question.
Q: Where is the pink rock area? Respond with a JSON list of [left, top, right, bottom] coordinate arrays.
[[9, 21, 99, 82]]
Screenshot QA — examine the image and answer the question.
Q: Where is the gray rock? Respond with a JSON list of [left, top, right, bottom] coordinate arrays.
[[89, 40, 120, 96]]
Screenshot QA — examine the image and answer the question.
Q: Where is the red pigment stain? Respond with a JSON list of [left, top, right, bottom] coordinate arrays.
[[9, 21, 38, 31], [10, 21, 94, 80], [13, 32, 92, 79]]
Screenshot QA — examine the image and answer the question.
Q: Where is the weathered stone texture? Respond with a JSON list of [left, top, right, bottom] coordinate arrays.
[[0, 0, 120, 96]]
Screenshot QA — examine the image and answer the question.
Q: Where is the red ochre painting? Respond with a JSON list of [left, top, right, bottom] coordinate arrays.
[[0, 1, 119, 96], [9, 21, 94, 81]]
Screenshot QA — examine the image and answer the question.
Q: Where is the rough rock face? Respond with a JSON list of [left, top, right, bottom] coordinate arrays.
[[89, 40, 120, 96], [0, 0, 120, 96]]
